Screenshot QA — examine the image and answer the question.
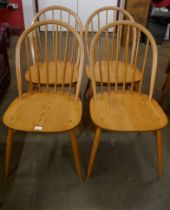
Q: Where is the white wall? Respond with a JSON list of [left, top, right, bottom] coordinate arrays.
[[22, 0, 122, 29], [22, 0, 36, 28], [38, 0, 77, 12], [78, 0, 118, 28]]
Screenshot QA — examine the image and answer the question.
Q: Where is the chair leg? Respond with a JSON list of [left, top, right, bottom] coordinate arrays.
[[156, 129, 163, 177], [87, 127, 101, 179], [5, 128, 15, 178], [70, 130, 83, 181]]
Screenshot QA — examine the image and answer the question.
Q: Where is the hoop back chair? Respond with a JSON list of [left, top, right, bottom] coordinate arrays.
[[84, 6, 136, 97], [3, 20, 84, 180], [32, 5, 83, 35], [25, 6, 83, 87], [87, 21, 168, 179]]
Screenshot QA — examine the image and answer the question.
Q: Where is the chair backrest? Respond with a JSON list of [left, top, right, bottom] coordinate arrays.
[[85, 6, 134, 59], [16, 20, 84, 100], [90, 21, 157, 100], [32, 6, 83, 38]]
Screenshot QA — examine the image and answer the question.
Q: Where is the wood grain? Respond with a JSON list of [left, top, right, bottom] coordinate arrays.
[[90, 92, 168, 132]]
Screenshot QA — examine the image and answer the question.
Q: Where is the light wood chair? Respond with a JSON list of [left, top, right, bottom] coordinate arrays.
[[84, 6, 136, 98], [25, 5, 83, 88], [3, 20, 84, 180], [32, 5, 83, 35], [87, 21, 168, 179]]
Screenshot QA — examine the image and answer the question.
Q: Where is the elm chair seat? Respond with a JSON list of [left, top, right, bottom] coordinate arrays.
[[3, 92, 82, 132], [90, 92, 167, 132]]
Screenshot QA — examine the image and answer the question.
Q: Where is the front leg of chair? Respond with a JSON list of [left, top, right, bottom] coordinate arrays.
[[87, 127, 101, 179], [70, 129, 83, 181], [156, 129, 163, 177], [5, 128, 15, 178]]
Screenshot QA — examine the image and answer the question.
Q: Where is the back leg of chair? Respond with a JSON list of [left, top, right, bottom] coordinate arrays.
[[83, 80, 93, 126], [87, 127, 101, 179], [84, 80, 93, 100], [70, 129, 83, 181], [5, 128, 15, 178], [156, 129, 163, 177]]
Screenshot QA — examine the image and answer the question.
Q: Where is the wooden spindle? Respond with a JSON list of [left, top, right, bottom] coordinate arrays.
[[68, 13, 71, 24], [122, 25, 130, 91], [60, 11, 62, 62], [69, 36, 76, 94], [111, 29, 115, 60], [62, 28, 69, 93], [97, 35, 103, 93], [115, 25, 121, 91], [91, 50, 97, 99], [31, 31, 41, 92], [105, 28, 110, 93], [25, 37, 32, 92], [45, 24, 49, 92], [106, 10, 108, 25], [139, 38, 149, 94], [54, 24, 58, 92], [52, 11, 55, 61], [131, 29, 141, 92], [37, 29, 43, 62], [97, 13, 100, 31]]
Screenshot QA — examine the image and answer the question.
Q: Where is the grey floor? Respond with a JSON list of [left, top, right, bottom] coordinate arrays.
[[0, 36, 170, 210]]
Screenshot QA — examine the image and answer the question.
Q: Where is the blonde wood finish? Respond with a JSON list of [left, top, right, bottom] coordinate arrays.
[[27, 6, 83, 88], [70, 130, 83, 180], [32, 6, 83, 38], [3, 93, 82, 132], [90, 21, 158, 100], [156, 129, 163, 177], [86, 61, 141, 83], [3, 20, 84, 179], [90, 92, 168, 132], [25, 62, 79, 84], [87, 21, 168, 178], [87, 127, 101, 179], [85, 6, 134, 59], [5, 128, 15, 178], [84, 6, 136, 99]]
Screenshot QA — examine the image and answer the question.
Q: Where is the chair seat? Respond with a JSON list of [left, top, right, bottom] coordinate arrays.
[[25, 61, 78, 84], [86, 60, 141, 83], [90, 92, 168, 131], [3, 92, 82, 132]]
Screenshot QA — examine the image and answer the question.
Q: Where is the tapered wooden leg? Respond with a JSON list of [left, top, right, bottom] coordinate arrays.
[[84, 80, 90, 99], [156, 129, 163, 177], [70, 130, 83, 181], [87, 127, 101, 179], [5, 128, 15, 178]]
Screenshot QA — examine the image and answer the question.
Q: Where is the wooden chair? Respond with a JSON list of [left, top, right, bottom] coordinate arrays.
[[25, 5, 83, 88], [84, 6, 136, 98], [32, 5, 83, 35], [87, 21, 168, 179], [3, 20, 84, 180]]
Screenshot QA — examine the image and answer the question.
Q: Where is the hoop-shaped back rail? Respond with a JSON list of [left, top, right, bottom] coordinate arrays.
[[16, 20, 84, 101], [85, 6, 134, 60], [89, 21, 157, 100]]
